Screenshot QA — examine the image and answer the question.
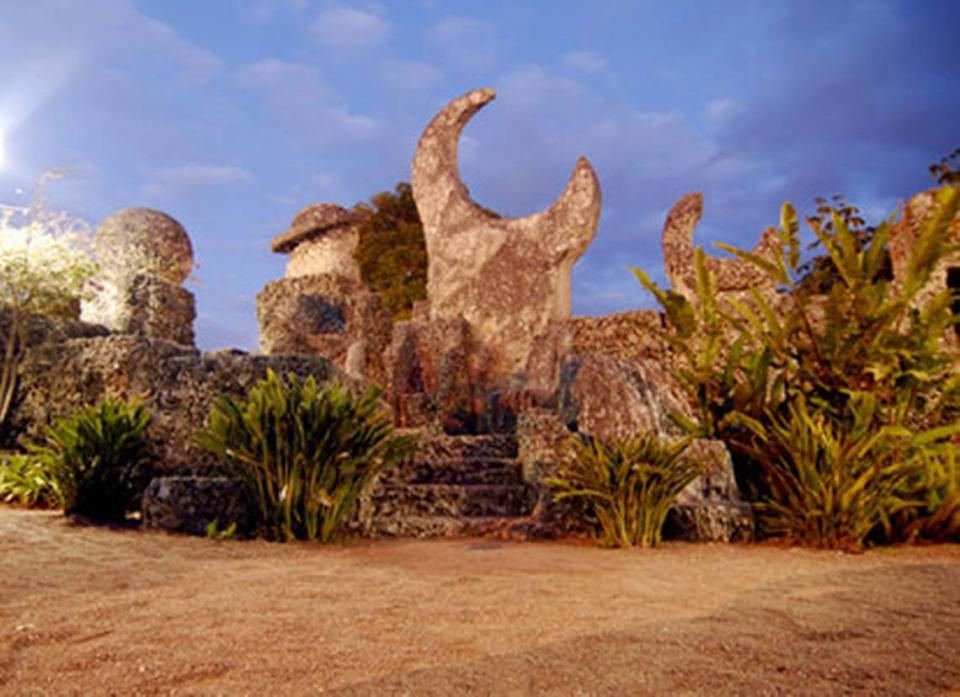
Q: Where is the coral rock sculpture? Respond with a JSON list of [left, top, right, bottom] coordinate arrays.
[[270, 203, 364, 282], [889, 187, 960, 335], [257, 204, 390, 382], [662, 192, 779, 305], [411, 87, 602, 377], [80, 208, 196, 346]]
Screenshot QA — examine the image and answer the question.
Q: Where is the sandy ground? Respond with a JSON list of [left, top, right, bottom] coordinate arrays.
[[1, 507, 959, 696]]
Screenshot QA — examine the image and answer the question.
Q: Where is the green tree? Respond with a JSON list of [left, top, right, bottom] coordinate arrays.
[[353, 182, 427, 320], [0, 174, 97, 429]]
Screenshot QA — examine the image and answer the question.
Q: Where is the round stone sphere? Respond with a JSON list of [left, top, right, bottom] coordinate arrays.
[[94, 208, 193, 284]]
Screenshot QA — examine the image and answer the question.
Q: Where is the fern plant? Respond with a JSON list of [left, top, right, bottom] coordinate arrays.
[[634, 183, 960, 548], [547, 432, 697, 548], [31, 397, 152, 522], [198, 370, 414, 542]]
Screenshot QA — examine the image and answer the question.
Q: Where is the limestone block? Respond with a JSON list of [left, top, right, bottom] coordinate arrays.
[[889, 188, 960, 344], [271, 203, 363, 282], [386, 317, 475, 431], [81, 208, 196, 347], [143, 476, 251, 536], [662, 192, 779, 309]]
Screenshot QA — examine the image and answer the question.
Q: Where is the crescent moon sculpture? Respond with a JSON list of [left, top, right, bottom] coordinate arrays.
[[411, 87, 601, 375]]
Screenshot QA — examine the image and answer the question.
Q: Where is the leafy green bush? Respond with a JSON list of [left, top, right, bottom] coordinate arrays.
[[547, 432, 697, 548], [31, 397, 152, 522], [634, 183, 960, 548], [0, 452, 59, 507], [198, 370, 414, 542]]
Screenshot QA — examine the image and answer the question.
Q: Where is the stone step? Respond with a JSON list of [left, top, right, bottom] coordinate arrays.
[[414, 434, 518, 461], [361, 515, 527, 539], [369, 483, 535, 518], [389, 458, 523, 486]]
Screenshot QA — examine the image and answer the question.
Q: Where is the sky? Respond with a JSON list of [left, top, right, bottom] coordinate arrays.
[[0, 0, 957, 350]]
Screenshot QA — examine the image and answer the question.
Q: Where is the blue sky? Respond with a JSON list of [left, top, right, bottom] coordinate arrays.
[[0, 0, 957, 350]]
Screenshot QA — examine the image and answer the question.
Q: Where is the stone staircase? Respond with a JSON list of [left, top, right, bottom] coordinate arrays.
[[357, 432, 538, 538]]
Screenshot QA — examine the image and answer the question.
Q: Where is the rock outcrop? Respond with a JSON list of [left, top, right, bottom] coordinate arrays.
[[889, 187, 960, 343], [257, 204, 390, 383], [257, 274, 391, 384], [143, 476, 252, 536]]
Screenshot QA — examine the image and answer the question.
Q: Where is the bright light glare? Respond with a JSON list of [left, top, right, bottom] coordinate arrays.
[[0, 133, 6, 170]]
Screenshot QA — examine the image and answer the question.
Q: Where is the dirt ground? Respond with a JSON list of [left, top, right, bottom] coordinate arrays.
[[1, 507, 959, 696]]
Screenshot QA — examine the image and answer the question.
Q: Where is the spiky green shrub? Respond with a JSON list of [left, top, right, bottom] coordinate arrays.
[[0, 452, 59, 507], [634, 183, 960, 548], [31, 398, 152, 522], [751, 394, 934, 549], [197, 370, 414, 542], [547, 432, 697, 548], [888, 446, 960, 543]]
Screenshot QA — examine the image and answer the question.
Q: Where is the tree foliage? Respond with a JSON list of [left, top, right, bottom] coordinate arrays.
[[353, 182, 427, 320]]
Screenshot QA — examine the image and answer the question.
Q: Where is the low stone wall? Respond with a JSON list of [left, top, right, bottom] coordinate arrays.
[[8, 334, 352, 472]]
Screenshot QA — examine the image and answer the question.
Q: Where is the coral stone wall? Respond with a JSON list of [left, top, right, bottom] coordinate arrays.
[[9, 334, 351, 472]]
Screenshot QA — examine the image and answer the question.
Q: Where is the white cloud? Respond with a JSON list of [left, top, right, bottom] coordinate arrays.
[[704, 97, 742, 125], [379, 59, 441, 92], [235, 59, 330, 104], [234, 59, 379, 143], [139, 164, 253, 202], [155, 164, 253, 186], [497, 65, 586, 115], [311, 5, 390, 49], [562, 51, 606, 75], [0, 0, 222, 132], [430, 17, 498, 69], [246, 0, 310, 23], [128, 15, 222, 83]]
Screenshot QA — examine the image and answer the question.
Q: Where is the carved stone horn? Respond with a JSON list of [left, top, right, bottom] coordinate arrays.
[[412, 88, 601, 266], [410, 87, 601, 375]]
